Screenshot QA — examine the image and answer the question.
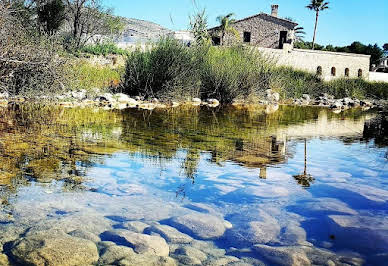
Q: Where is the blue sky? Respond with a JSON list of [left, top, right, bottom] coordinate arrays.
[[104, 0, 387, 47]]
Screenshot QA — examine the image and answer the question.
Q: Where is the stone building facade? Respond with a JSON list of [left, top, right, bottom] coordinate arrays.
[[208, 4, 372, 81], [258, 46, 371, 80], [208, 5, 297, 48]]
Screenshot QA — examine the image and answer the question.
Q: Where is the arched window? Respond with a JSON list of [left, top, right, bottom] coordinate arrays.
[[358, 69, 363, 78], [331, 67, 336, 77], [316, 66, 322, 76], [345, 68, 350, 77]]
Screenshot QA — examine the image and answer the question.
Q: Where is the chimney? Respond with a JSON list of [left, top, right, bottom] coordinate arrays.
[[271, 4, 279, 17]]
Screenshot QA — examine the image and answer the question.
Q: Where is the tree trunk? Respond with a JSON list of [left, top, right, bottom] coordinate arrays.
[[221, 30, 225, 46], [312, 11, 319, 50]]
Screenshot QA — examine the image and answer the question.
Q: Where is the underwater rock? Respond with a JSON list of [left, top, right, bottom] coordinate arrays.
[[117, 255, 177, 266], [280, 223, 308, 246], [98, 244, 136, 265], [173, 246, 207, 262], [168, 213, 228, 240], [226, 220, 280, 247], [205, 256, 240, 266], [102, 230, 169, 256], [10, 230, 99, 266], [0, 254, 10, 266], [145, 224, 193, 244], [253, 244, 311, 266], [289, 198, 357, 216], [68, 229, 101, 243], [122, 221, 150, 233], [327, 214, 388, 253]]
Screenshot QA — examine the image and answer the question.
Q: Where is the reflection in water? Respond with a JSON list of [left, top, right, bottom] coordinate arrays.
[[293, 139, 315, 188], [0, 104, 387, 265]]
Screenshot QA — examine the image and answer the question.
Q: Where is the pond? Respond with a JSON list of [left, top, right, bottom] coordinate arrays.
[[0, 104, 387, 265]]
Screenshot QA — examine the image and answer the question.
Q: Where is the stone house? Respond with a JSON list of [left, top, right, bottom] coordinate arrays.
[[208, 5, 298, 49]]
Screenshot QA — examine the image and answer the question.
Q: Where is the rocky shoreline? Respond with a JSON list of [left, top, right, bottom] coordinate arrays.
[[0, 89, 386, 112]]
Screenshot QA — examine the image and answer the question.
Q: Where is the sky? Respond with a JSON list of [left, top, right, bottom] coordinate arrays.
[[103, 0, 387, 47]]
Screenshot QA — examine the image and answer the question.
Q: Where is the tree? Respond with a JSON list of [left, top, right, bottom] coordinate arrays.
[[189, 8, 210, 46], [294, 26, 306, 42], [37, 0, 66, 35], [306, 0, 329, 50], [63, 0, 123, 49], [383, 43, 388, 51], [216, 13, 239, 46]]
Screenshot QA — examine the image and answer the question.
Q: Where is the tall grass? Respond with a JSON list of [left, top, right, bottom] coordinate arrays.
[[122, 39, 388, 102], [65, 60, 123, 92], [123, 39, 201, 100], [81, 43, 129, 56]]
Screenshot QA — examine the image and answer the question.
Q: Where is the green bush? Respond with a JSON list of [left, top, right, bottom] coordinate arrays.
[[123, 38, 201, 100], [199, 46, 273, 102], [81, 43, 129, 56], [123, 40, 274, 102], [65, 60, 123, 91], [122, 39, 388, 102]]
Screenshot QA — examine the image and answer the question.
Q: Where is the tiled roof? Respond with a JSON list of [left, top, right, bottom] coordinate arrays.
[[208, 12, 298, 31]]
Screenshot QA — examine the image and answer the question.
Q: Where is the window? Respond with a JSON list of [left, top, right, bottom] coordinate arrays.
[[345, 68, 350, 77], [358, 69, 363, 78], [243, 32, 251, 43], [331, 67, 336, 77], [212, 36, 221, 46], [316, 66, 322, 76]]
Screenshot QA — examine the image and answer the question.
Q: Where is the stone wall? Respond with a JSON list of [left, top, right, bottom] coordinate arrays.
[[210, 14, 295, 48], [369, 72, 388, 83], [258, 47, 371, 80]]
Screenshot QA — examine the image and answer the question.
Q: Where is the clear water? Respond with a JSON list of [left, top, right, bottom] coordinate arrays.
[[0, 104, 387, 265]]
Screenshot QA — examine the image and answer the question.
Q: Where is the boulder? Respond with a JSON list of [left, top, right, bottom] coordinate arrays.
[[71, 90, 86, 100], [96, 93, 115, 103], [68, 229, 101, 243], [114, 93, 138, 105], [253, 244, 311, 266], [302, 94, 311, 102], [0, 91, 9, 99], [266, 90, 280, 102], [168, 213, 228, 240], [329, 100, 343, 109], [191, 98, 202, 106], [207, 99, 220, 107], [10, 230, 99, 266], [145, 224, 193, 244], [101, 230, 170, 256]]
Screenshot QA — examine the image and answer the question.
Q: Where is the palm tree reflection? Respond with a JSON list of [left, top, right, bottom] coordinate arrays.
[[293, 139, 314, 188]]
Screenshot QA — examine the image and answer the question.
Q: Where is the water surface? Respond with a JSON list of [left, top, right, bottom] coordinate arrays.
[[0, 105, 387, 265]]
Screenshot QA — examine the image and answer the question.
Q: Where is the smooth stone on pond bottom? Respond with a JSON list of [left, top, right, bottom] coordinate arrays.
[[101, 230, 169, 256], [122, 221, 151, 233], [68, 229, 101, 243], [168, 213, 227, 239], [174, 246, 207, 262], [253, 244, 311, 266], [0, 254, 10, 266], [10, 230, 99, 266], [117, 255, 177, 266], [204, 256, 240, 266], [145, 224, 193, 244], [226, 220, 280, 246], [98, 245, 136, 265]]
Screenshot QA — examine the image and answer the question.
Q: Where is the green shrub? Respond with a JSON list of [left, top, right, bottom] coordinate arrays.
[[81, 43, 129, 56], [199, 46, 273, 102], [123, 38, 201, 100], [65, 60, 123, 91]]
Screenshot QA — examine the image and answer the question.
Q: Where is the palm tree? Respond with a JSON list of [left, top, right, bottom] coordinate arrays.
[[216, 13, 239, 46], [294, 26, 306, 42], [306, 0, 329, 50]]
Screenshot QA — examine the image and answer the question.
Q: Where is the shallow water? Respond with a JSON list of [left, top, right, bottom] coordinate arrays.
[[0, 104, 387, 265]]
